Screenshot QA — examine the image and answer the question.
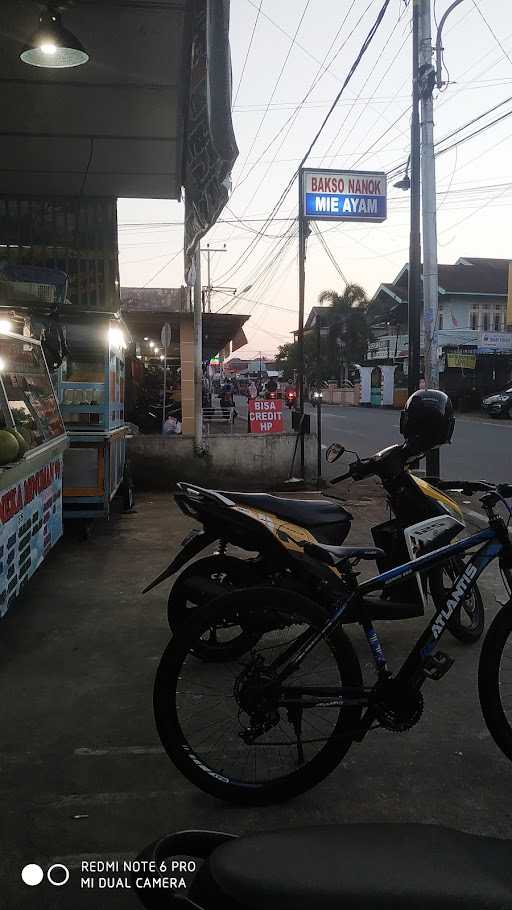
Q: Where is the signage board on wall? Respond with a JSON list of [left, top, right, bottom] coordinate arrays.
[[248, 399, 284, 434], [0, 456, 63, 618], [303, 168, 387, 223], [479, 331, 512, 353]]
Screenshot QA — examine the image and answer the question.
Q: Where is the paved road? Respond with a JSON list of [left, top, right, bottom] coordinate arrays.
[[234, 396, 512, 485]]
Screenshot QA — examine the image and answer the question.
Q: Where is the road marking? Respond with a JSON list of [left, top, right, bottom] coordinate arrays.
[[75, 746, 164, 756]]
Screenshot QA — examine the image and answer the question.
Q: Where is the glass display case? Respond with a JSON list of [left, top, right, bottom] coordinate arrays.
[[55, 314, 131, 520], [0, 332, 67, 619]]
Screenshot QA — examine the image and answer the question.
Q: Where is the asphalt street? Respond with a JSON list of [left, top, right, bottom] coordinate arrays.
[[234, 397, 512, 485]]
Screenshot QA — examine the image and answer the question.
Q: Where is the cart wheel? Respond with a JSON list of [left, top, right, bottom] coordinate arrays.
[[121, 460, 136, 512]]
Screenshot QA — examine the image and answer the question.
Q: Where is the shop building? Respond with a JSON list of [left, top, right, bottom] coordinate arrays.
[[369, 257, 512, 408]]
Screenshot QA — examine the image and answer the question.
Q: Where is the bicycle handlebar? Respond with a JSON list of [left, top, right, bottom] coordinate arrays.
[[435, 480, 512, 499]]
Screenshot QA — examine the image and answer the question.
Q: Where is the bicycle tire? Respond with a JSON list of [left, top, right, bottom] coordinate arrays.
[[478, 603, 512, 762], [154, 587, 363, 805], [167, 555, 262, 662]]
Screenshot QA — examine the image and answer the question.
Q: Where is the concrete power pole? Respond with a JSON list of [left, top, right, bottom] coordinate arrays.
[[419, 0, 439, 395], [418, 0, 441, 478]]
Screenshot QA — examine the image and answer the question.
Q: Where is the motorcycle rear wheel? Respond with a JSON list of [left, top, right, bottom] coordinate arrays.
[[167, 554, 263, 661]]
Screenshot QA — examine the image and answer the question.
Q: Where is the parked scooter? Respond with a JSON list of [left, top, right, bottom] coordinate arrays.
[[144, 439, 483, 660], [285, 388, 297, 408], [132, 823, 512, 909]]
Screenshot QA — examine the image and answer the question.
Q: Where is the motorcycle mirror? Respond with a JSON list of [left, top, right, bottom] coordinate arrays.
[[325, 443, 345, 464]]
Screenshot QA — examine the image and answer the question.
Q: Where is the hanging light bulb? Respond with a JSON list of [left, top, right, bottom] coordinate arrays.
[[21, 5, 89, 69]]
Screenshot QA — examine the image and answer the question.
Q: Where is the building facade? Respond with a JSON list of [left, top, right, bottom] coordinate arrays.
[[369, 257, 512, 406]]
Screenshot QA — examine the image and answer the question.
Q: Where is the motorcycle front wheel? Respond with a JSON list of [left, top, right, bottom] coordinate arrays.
[[479, 603, 512, 762], [429, 557, 484, 643], [167, 554, 263, 662], [154, 587, 363, 805]]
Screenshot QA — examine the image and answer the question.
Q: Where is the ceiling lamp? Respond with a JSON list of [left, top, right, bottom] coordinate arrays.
[[20, 6, 89, 69]]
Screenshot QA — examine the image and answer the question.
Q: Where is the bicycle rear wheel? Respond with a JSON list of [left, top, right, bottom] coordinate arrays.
[[154, 588, 363, 805], [479, 604, 512, 762]]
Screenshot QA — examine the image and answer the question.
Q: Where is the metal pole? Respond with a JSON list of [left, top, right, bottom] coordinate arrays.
[[408, 0, 422, 397], [420, 0, 440, 478], [316, 395, 322, 489], [162, 340, 168, 434], [193, 247, 203, 450], [207, 244, 211, 313], [297, 167, 306, 478]]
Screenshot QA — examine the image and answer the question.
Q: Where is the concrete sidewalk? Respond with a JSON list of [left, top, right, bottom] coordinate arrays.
[[1, 491, 511, 909]]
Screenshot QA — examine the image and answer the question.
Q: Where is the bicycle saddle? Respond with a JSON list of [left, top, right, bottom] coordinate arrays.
[[303, 541, 384, 566], [207, 823, 512, 909]]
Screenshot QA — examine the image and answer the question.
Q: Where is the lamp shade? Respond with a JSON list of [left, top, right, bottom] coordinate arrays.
[[20, 8, 89, 68]]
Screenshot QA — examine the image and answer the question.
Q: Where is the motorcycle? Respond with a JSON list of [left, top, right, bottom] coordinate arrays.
[[285, 389, 297, 408], [143, 440, 484, 660], [133, 823, 512, 909]]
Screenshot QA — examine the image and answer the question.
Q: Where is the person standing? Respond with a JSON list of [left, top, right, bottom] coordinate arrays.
[[248, 380, 257, 399]]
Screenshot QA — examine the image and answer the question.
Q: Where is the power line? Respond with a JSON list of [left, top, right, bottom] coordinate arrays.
[[213, 0, 394, 288], [233, 0, 263, 106], [311, 222, 349, 286], [141, 248, 183, 287], [472, 0, 512, 71], [231, 0, 312, 195], [231, 0, 362, 204]]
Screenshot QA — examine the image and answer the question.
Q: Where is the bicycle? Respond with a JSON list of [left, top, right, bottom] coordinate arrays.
[[154, 480, 512, 804]]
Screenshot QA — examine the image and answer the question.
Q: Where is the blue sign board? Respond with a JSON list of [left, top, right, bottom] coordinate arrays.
[[303, 168, 387, 223]]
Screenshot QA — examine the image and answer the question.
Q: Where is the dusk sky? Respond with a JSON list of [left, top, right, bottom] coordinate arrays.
[[118, 0, 512, 360]]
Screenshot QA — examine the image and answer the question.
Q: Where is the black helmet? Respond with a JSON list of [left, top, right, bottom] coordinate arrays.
[[400, 389, 455, 454]]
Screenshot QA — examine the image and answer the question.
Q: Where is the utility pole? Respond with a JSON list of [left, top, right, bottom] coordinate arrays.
[[193, 247, 203, 451], [201, 243, 227, 312], [419, 0, 440, 478], [297, 167, 307, 477], [408, 0, 422, 398]]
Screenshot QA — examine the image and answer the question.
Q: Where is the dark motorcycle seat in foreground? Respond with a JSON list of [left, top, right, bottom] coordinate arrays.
[[221, 491, 352, 528], [206, 823, 512, 909]]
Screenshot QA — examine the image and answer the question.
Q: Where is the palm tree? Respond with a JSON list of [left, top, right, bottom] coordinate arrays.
[[318, 283, 369, 385]]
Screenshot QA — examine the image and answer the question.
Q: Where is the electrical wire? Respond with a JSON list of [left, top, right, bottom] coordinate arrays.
[[311, 222, 349, 286], [213, 0, 394, 289], [233, 0, 263, 106], [472, 0, 512, 71], [231, 0, 312, 195]]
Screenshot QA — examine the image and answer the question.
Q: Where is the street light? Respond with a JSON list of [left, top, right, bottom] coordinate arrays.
[[20, 5, 89, 69]]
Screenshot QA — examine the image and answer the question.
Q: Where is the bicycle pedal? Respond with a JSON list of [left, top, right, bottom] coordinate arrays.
[[423, 651, 454, 681]]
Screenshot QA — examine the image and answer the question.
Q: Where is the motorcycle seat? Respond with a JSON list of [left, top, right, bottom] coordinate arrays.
[[208, 823, 512, 909], [303, 541, 384, 565], [222, 492, 352, 527]]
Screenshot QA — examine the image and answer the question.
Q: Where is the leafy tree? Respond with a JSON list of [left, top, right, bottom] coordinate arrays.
[[275, 335, 331, 388], [318, 283, 369, 383], [276, 283, 370, 390]]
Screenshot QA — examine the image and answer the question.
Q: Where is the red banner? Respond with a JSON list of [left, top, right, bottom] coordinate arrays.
[[248, 398, 284, 434]]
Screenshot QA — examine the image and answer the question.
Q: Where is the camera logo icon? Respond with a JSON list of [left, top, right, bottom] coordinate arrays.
[[21, 863, 70, 887]]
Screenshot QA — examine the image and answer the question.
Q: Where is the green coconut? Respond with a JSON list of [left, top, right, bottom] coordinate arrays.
[[11, 429, 27, 457], [0, 430, 19, 465]]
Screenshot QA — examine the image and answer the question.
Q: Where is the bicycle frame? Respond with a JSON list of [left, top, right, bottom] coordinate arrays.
[[274, 523, 509, 730]]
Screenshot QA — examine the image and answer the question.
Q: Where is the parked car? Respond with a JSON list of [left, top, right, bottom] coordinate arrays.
[[482, 386, 512, 418]]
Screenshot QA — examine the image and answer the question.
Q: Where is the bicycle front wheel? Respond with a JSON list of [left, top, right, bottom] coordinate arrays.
[[479, 603, 512, 762], [154, 588, 363, 805]]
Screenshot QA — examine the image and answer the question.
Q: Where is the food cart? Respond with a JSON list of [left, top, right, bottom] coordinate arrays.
[[56, 312, 132, 520], [0, 329, 68, 618]]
